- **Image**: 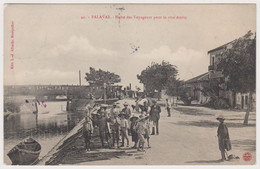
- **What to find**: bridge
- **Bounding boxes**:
[4,84,123,101]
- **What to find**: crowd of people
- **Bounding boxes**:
[82,98,162,152]
[82,98,233,161]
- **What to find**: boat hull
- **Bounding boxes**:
[7,138,41,165]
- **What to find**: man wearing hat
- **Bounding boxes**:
[150,100,161,135]
[122,102,132,119]
[130,114,139,148]
[119,113,129,147]
[217,115,231,161]
[109,103,120,148]
[110,103,120,119]
[97,104,111,148]
[122,102,132,136]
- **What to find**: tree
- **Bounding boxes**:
[167,80,194,105]
[137,61,178,99]
[85,67,121,86]
[218,31,256,125]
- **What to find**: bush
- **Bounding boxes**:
[204,97,230,109]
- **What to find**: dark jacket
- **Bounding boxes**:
[122,107,131,119]
[150,105,161,122]
[217,122,231,151]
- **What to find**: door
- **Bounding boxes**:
[241,96,244,109]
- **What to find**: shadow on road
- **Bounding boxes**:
[171,120,256,128]
[185,159,224,164]
[174,107,213,116]
[60,149,132,164]
[232,139,256,152]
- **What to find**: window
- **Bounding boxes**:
[245,96,248,105]
[210,55,215,66]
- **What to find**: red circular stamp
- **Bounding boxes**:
[243,152,252,161]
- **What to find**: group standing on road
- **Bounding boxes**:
[82,97,164,152]
[82,98,234,162]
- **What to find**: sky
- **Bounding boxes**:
[4,4,256,90]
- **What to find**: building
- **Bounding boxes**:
[185,37,256,110]
[184,72,210,104]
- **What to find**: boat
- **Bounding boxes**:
[7,137,41,165]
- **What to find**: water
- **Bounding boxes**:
[4,101,85,165]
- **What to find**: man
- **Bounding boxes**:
[122,102,131,119]
[122,102,132,135]
[119,113,129,147]
[110,103,120,119]
[150,100,161,135]
[109,103,120,148]
[130,114,139,149]
[83,116,93,151]
[166,99,171,117]
[98,105,111,148]
[217,115,231,161]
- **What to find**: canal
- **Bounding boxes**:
[4,100,85,165]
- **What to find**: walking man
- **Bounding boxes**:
[217,115,231,161]
[166,99,171,117]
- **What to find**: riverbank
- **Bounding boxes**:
[4,101,84,165]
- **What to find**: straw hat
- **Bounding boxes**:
[139,114,149,121]
[216,114,225,120]
[101,104,108,108]
[130,113,140,120]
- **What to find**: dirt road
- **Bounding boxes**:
[60,105,256,165]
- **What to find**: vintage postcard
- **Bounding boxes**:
[3,3,257,166]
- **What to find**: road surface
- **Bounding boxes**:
[60,104,256,165]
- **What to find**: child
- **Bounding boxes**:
[119,113,129,147]
[83,116,93,151]
[135,115,149,151]
[144,117,151,148]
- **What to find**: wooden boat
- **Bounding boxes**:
[7,137,41,165]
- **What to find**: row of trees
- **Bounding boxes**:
[137,31,255,125]
[84,31,255,125]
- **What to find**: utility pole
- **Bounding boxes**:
[79,70,81,86]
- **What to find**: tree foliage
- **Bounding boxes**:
[85,67,121,86]
[218,31,256,93]
[218,31,256,125]
[137,61,178,94]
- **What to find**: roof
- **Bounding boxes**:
[208,40,235,54]
[185,72,209,83]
